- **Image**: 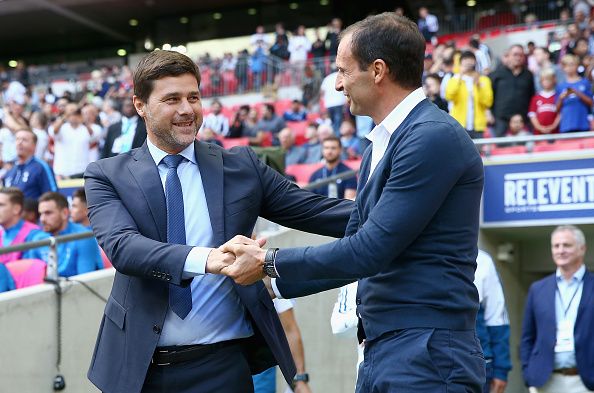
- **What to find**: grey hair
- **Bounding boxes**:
[552,225,586,247]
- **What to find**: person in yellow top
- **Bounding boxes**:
[445,51,494,139]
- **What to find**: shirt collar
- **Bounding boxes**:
[147,137,197,166]
[366,87,426,143]
[556,264,586,283]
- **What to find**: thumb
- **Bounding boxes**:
[256,237,267,247]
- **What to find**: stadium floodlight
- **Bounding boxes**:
[289,2,299,9]
[129,18,139,27]
[248,8,257,15]
[320,0,329,5]
[8,60,17,68]
[117,49,127,57]
[213,12,222,20]
[162,43,172,50]
[180,16,189,24]
[466,0,476,6]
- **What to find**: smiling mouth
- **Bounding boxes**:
[173,121,194,127]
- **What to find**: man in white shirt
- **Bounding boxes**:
[201,100,229,137]
[51,103,97,178]
[320,68,346,135]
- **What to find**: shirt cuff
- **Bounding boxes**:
[271,278,284,299]
[182,247,212,278]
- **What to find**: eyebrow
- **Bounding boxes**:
[160,91,200,100]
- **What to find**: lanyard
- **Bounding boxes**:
[556,282,581,318]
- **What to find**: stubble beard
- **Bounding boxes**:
[145,109,200,152]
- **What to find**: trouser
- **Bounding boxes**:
[531,374,593,393]
[141,341,254,393]
[355,327,485,393]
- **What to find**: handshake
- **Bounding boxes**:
[206,235,275,295]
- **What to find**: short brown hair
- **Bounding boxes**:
[133,50,201,102]
[322,135,342,148]
[340,13,425,89]
[0,187,24,208]
[39,192,69,210]
[72,188,86,204]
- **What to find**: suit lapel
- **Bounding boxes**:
[577,270,593,324]
[194,141,225,245]
[128,143,167,242]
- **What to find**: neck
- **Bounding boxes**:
[18,154,32,164]
[325,160,339,170]
[79,218,90,227]
[147,134,187,155]
[371,87,416,126]
[561,263,583,281]
[3,217,21,229]
[53,220,68,236]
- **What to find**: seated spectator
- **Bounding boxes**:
[557,54,593,133]
[278,128,305,166]
[227,105,250,138]
[255,103,286,144]
[339,120,361,159]
[202,99,230,136]
[0,262,15,292]
[22,198,39,224]
[424,73,448,112]
[4,130,57,200]
[309,136,357,200]
[199,127,223,147]
[30,192,102,277]
[70,188,90,229]
[528,69,560,135]
[303,123,333,164]
[446,51,493,139]
[506,114,531,138]
[0,187,45,264]
[283,99,308,122]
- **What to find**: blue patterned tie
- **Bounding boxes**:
[163,154,192,319]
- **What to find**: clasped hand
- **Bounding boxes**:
[206,235,268,286]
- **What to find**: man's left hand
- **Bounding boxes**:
[219,235,267,285]
[490,378,507,393]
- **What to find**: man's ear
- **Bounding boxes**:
[133,95,146,118]
[372,59,388,85]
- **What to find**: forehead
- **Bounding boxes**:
[552,230,575,243]
[336,34,354,65]
[0,194,10,203]
[39,200,59,211]
[150,74,200,98]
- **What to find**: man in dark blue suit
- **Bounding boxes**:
[221,13,485,393]
[521,225,594,393]
[84,50,352,393]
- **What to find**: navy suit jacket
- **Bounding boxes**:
[520,270,594,389]
[276,99,484,341]
[84,141,353,393]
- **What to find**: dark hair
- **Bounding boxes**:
[340,13,425,89]
[424,73,442,83]
[133,50,201,102]
[72,188,86,204]
[322,135,342,147]
[460,51,477,62]
[23,198,39,218]
[264,103,275,114]
[0,187,24,208]
[39,192,69,210]
[468,38,480,49]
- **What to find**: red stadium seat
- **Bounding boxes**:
[100,248,112,269]
[533,141,583,152]
[344,159,362,171]
[287,121,309,145]
[285,163,324,185]
[580,137,594,148]
[5,259,46,289]
[490,146,527,155]
[274,99,293,115]
[260,132,273,147]
[222,138,250,149]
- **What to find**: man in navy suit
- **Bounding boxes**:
[221,13,485,393]
[521,225,594,393]
[84,50,352,393]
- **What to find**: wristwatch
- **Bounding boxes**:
[263,248,279,278]
[292,373,309,388]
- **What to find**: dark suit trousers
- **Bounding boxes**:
[356,328,485,393]
[141,342,254,393]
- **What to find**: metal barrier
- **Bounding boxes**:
[0,231,95,281]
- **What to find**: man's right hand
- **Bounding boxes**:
[205,249,235,274]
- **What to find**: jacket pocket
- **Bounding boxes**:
[104,296,126,330]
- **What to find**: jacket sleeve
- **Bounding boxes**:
[478,76,494,108]
[274,121,481,281]
[84,161,193,286]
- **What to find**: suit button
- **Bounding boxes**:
[153,325,161,334]
[356,298,361,305]
[166,275,171,281]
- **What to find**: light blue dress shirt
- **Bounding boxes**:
[147,139,253,346]
[554,264,585,369]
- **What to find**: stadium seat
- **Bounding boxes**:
[344,159,362,171]
[490,146,527,155]
[222,137,250,149]
[285,163,324,185]
[5,259,46,289]
[274,99,293,115]
[100,248,112,269]
[260,132,273,147]
[287,121,309,145]
[580,137,594,148]
[533,141,583,152]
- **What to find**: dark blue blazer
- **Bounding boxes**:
[520,270,594,389]
[84,141,353,393]
[275,99,484,341]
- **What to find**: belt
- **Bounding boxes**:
[553,367,579,376]
[152,338,246,366]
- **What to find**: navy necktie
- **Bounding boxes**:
[163,154,192,319]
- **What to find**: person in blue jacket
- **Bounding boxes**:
[27,192,102,277]
[0,263,15,292]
